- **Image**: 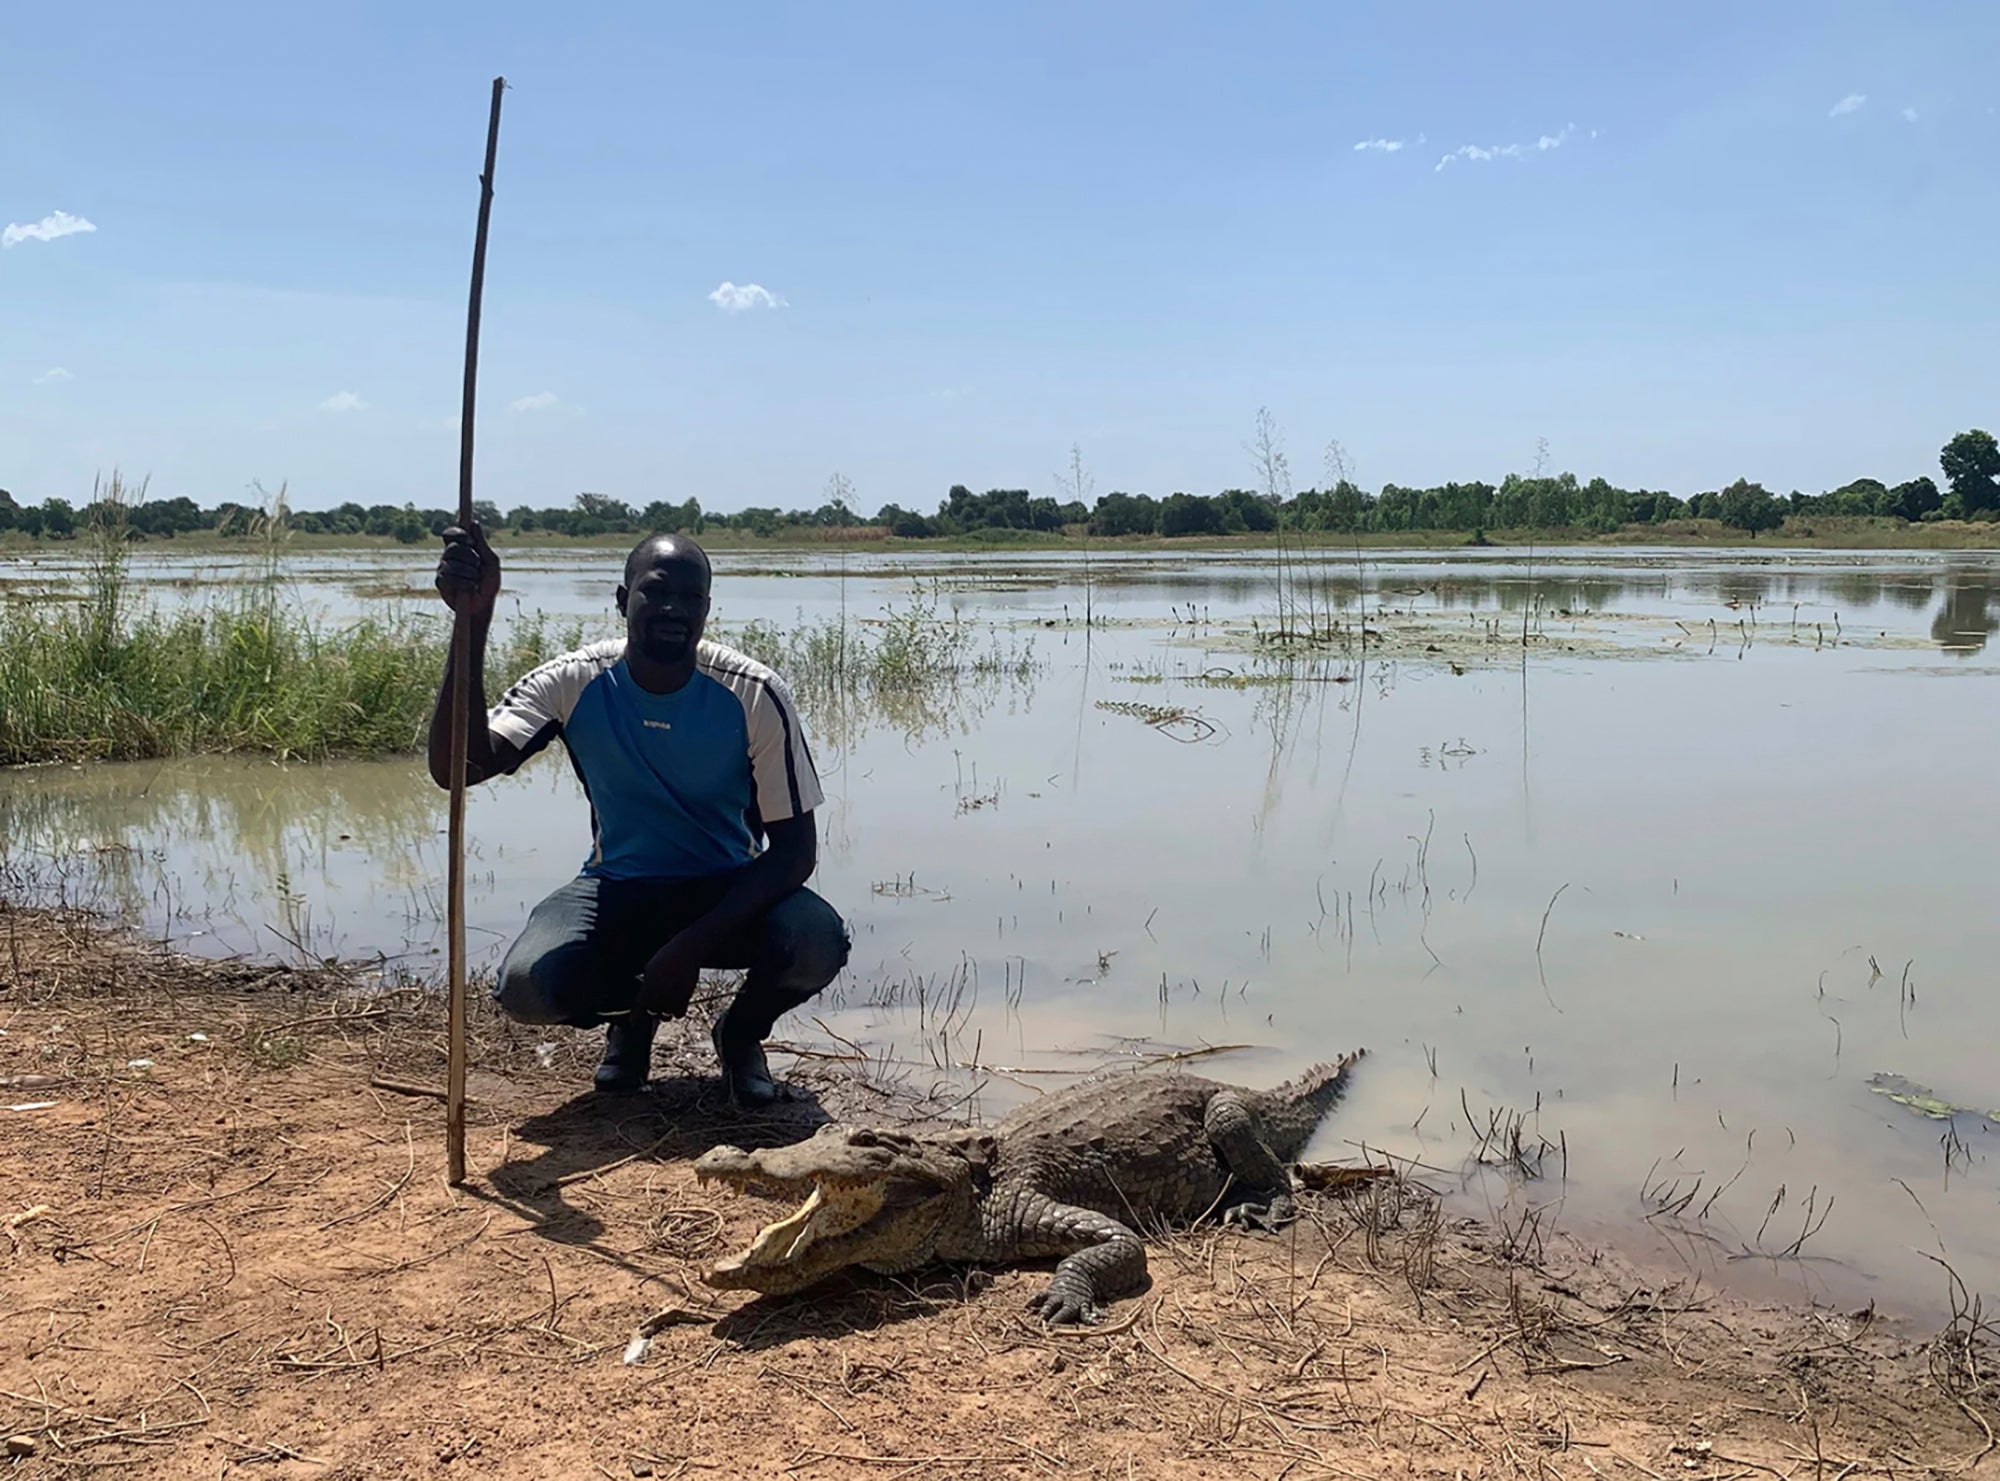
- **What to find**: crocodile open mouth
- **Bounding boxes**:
[695,1167,890,1292]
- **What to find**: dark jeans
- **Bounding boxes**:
[492,872,850,1042]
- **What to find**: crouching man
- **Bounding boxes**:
[427,524,849,1106]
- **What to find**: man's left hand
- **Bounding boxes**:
[637,936,704,1018]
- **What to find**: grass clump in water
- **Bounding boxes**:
[729,584,1037,744]
[0,475,571,766]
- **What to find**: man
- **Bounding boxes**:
[428,524,849,1106]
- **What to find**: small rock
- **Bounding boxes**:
[6,1436,37,1457]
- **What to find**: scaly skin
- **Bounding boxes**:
[695,1050,1363,1324]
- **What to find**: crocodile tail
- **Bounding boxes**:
[1275,1048,1366,1118]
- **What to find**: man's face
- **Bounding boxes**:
[618,554,710,665]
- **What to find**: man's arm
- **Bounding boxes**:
[427,522,523,790]
[636,813,817,1015]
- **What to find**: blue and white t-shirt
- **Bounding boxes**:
[486,638,824,881]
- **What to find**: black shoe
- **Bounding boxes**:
[710,1010,780,1110]
[594,1015,657,1093]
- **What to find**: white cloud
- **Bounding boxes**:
[318,391,368,413]
[1436,123,1581,172]
[1902,106,1919,123]
[32,367,73,385]
[2,210,97,248]
[707,281,787,313]
[1829,93,1867,117]
[931,385,974,402]
[1354,138,1405,153]
[510,391,561,413]
[418,414,462,432]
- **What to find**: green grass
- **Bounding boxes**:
[726,586,1038,745]
[0,481,1022,764]
[0,482,579,766]
[0,595,582,767]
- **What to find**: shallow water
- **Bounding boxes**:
[4,544,1998,1317]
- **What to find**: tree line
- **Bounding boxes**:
[4,429,1996,543]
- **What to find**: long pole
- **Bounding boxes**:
[447,76,506,1186]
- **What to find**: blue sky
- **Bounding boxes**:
[4,1,1996,514]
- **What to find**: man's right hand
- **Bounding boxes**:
[436,522,501,619]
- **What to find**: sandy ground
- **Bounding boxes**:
[2,905,1995,1480]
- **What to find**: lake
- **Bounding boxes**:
[3,542,1997,1317]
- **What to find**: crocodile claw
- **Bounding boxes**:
[1026,1283,1101,1326]
[1221,1196,1296,1232]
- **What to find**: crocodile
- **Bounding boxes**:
[692,1050,1363,1324]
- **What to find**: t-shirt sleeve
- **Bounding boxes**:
[485,661,568,765]
[747,674,824,823]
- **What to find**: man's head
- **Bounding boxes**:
[617,533,712,667]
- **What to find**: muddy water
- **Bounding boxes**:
[3,546,1998,1317]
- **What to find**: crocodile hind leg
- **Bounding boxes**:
[1203,1091,1298,1231]
[986,1193,1149,1326]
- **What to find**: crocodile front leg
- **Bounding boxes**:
[1203,1090,1297,1230]
[946,1190,1147,1325]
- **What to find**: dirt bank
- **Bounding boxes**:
[1,906,1993,1479]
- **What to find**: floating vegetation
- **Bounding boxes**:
[1094,699,1221,744]
[1868,1073,2000,1126]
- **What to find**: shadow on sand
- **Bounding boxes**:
[464,1071,832,1255]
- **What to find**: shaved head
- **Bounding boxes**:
[625,532,712,590]
[618,533,713,674]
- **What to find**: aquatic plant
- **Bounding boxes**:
[0,478,579,765]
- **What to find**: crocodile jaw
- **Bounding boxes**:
[694,1126,984,1296]
[704,1178,893,1293]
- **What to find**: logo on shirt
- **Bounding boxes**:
[643,719,672,731]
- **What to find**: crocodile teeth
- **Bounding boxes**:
[744,1186,825,1264]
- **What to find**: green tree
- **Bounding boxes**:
[39,498,77,538]
[134,496,203,536]
[875,504,936,538]
[1940,429,2000,514]
[575,492,636,528]
[1323,480,1369,531]
[1159,492,1222,537]
[1214,488,1278,532]
[1886,477,1942,522]
[1820,478,1888,516]
[1716,478,1782,536]
[1091,492,1159,537]
[641,498,702,533]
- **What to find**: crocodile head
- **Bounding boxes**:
[694,1123,994,1296]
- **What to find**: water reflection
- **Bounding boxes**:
[0,756,446,957]
[1931,571,1996,654]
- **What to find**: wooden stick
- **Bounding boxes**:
[370,1076,448,1102]
[447,76,506,1186]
